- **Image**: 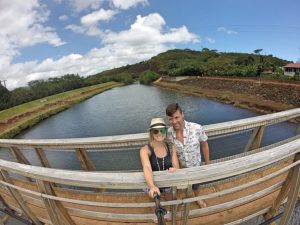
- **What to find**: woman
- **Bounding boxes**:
[140,117,179,198]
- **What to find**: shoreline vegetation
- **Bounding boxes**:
[154,76,300,120]
[0,82,122,139]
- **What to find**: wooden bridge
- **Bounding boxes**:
[0,108,299,225]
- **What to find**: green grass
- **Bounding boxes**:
[0,82,118,121]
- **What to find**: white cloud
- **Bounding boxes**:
[206,37,216,44]
[81,9,117,25]
[2,13,199,90]
[111,0,148,10]
[217,27,238,35]
[66,9,117,37]
[0,1,65,70]
[59,15,69,21]
[68,0,104,12]
[67,0,148,12]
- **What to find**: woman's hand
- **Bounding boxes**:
[148,185,160,198]
[167,167,177,172]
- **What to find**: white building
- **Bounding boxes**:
[283,63,300,76]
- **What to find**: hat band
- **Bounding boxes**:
[150,123,166,129]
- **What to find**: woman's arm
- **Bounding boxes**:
[140,145,160,198]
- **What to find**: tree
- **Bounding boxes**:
[254,49,263,55]
[0,85,10,110]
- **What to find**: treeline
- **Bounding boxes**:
[0,73,134,111]
[88,48,294,86]
[151,48,291,78]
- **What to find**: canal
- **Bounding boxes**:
[11,83,297,171]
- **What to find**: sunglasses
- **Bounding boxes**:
[152,128,167,135]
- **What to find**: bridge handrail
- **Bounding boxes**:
[0,108,299,149]
[0,137,299,189]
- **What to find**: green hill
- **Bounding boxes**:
[87,48,291,82]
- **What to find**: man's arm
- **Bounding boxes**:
[200,141,210,164]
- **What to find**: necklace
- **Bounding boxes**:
[152,143,166,171]
[156,155,165,171]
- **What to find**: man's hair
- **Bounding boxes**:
[166,103,182,116]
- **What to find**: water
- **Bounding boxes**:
[9,83,297,171]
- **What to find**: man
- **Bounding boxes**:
[165,103,210,207]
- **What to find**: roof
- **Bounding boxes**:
[284,63,300,68]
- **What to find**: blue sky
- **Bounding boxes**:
[1,0,299,89]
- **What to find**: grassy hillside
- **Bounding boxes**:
[88,48,291,81]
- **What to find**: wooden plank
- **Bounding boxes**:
[9,147,31,165]
[34,148,51,168]
[171,187,177,225]
[244,126,265,152]
[279,153,300,225]
[249,126,265,150]
[36,180,75,225]
[75,148,95,171]
[264,153,300,220]
[9,147,33,182]
[182,185,192,225]
[0,170,42,225]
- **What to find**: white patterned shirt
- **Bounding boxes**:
[167,121,208,168]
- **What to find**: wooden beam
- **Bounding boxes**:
[264,153,300,220]
[10,147,31,165]
[75,148,95,171]
[34,148,51,168]
[0,170,42,225]
[9,147,33,182]
[171,187,178,225]
[279,153,300,225]
[245,126,265,151]
[36,180,75,225]
[182,185,192,225]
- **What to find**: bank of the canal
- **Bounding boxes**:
[0,82,122,139]
[155,77,300,117]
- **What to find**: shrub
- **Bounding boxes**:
[139,71,160,84]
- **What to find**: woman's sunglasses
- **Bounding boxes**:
[151,128,167,135]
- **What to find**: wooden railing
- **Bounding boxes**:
[0,108,299,225]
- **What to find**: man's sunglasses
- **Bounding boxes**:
[151,128,167,135]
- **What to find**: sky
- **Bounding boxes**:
[0,0,300,90]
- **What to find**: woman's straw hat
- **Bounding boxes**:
[148,118,166,130]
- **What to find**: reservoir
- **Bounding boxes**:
[14,83,298,171]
